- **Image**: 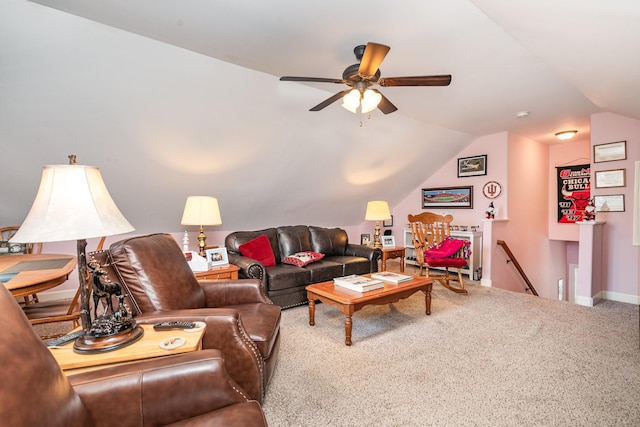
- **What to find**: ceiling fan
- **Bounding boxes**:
[280,42,451,114]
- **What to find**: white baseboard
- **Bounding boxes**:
[602,291,640,305]
[480,278,492,287]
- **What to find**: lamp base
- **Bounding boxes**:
[73,325,144,354]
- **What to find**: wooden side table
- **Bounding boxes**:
[380,246,406,272]
[50,324,205,374]
[194,264,240,280]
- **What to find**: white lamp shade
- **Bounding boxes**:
[365,200,391,221]
[361,89,382,114]
[10,164,134,243]
[181,196,222,226]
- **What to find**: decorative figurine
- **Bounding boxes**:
[182,231,190,252]
[485,202,495,219]
[583,198,596,221]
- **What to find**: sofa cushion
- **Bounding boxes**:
[225,228,281,263]
[304,259,345,283]
[239,235,276,267]
[327,255,372,276]
[277,226,312,258]
[266,264,311,292]
[309,226,348,256]
[282,251,324,267]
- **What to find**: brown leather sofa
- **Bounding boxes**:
[91,233,281,404]
[226,225,382,308]
[0,284,268,427]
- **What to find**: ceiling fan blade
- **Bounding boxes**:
[280,76,344,84]
[378,75,452,87]
[309,90,350,111]
[358,42,390,78]
[373,90,398,114]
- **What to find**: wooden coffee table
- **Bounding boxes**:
[306,275,433,346]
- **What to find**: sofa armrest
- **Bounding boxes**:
[199,279,273,306]
[228,253,267,282]
[134,309,265,402]
[69,350,264,426]
[345,243,382,262]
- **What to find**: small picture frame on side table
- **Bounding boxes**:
[382,235,396,248]
[204,247,229,267]
[361,234,371,246]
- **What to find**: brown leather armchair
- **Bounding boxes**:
[0,285,268,427]
[92,233,281,403]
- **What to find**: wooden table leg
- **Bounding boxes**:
[424,287,432,315]
[308,297,315,326]
[345,314,352,346]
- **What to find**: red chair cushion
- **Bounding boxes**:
[425,238,465,259]
[424,256,468,268]
[239,235,276,267]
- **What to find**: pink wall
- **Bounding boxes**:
[590,112,640,302]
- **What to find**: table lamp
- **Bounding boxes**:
[181,196,222,257]
[10,155,140,353]
[365,201,391,248]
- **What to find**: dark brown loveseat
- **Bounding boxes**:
[225,225,382,308]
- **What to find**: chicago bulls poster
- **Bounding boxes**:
[557,164,591,223]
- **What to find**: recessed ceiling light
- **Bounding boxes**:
[516,111,529,118]
[555,130,578,140]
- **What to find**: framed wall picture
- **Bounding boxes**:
[204,247,229,267]
[593,141,626,163]
[457,155,487,177]
[383,215,394,227]
[360,234,371,246]
[594,194,625,212]
[382,235,396,247]
[595,169,625,188]
[422,186,473,209]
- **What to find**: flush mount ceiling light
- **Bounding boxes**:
[555,130,578,140]
[515,111,529,118]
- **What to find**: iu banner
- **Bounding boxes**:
[557,164,590,223]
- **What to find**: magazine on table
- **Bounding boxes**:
[370,271,412,284]
[333,274,384,292]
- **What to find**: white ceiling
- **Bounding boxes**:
[2,1,639,234]
[27,0,640,144]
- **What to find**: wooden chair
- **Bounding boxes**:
[22,237,106,338]
[407,212,469,294]
[1,226,43,304]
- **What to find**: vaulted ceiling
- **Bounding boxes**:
[1,0,638,233]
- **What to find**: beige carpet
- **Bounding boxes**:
[261,282,640,426]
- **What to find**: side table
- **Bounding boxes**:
[380,246,406,272]
[49,324,205,374]
[194,264,240,280]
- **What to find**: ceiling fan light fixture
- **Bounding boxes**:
[342,89,361,113]
[361,89,382,114]
[555,130,578,140]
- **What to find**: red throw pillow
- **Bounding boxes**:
[425,238,465,259]
[282,251,324,268]
[239,235,276,267]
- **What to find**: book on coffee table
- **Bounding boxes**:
[333,275,384,292]
[370,272,412,284]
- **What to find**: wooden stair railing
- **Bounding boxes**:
[496,240,539,296]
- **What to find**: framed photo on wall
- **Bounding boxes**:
[422,186,473,209]
[383,215,393,227]
[360,234,371,246]
[594,169,625,188]
[457,155,487,177]
[594,194,625,212]
[593,141,626,163]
